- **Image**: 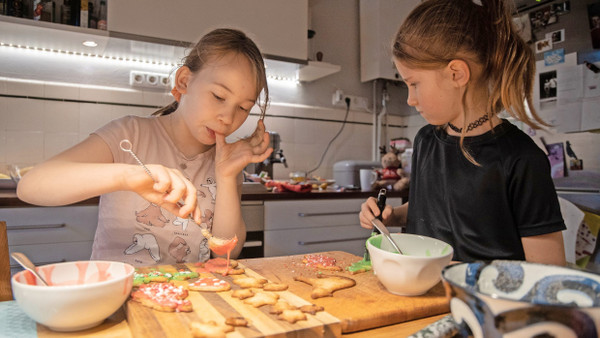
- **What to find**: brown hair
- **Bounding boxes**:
[392,0,547,163]
[154,28,269,118]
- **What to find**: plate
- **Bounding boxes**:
[0,179,17,189]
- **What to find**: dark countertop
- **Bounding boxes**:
[553,171,600,215]
[0,186,408,208]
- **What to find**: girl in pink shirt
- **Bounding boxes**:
[18,28,272,266]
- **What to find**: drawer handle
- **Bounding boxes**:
[298,211,357,217]
[298,237,368,245]
[10,258,67,269]
[243,241,263,248]
[8,223,66,230]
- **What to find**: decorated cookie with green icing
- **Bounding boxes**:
[133,270,172,286]
[170,270,200,281]
[346,259,372,274]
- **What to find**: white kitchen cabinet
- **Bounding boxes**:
[0,206,99,275]
[263,197,403,257]
[359,0,420,82]
[108,0,308,62]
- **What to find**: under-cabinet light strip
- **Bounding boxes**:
[0,42,178,67]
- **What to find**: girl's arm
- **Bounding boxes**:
[17,134,199,219]
[212,120,272,258]
[521,231,566,266]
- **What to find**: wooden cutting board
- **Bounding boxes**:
[125,261,342,338]
[125,251,450,337]
[240,251,450,333]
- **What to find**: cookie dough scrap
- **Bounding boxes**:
[225,316,249,327]
[263,282,289,291]
[243,292,280,308]
[232,276,268,289]
[294,275,357,299]
[299,304,325,315]
[190,320,233,338]
[231,288,255,300]
[269,300,297,314]
[302,254,343,271]
[278,309,307,324]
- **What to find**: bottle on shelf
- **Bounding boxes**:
[70,0,79,26]
[79,0,87,28]
[96,0,106,30]
[87,0,96,28]
[61,0,71,24]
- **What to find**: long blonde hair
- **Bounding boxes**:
[392,0,547,163]
[154,28,269,118]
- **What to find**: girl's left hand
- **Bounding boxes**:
[214,119,273,178]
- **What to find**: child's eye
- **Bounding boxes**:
[239,106,250,112]
[409,83,417,88]
[212,93,225,101]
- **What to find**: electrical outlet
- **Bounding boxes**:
[130,71,171,89]
[332,91,369,111]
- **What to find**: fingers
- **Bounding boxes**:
[148,165,198,219]
[359,197,378,230]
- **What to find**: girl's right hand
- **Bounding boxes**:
[359,197,393,230]
[124,164,201,222]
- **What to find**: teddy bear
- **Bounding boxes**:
[372,146,410,191]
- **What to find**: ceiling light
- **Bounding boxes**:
[82,40,98,47]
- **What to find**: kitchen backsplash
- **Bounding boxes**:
[1,76,597,180]
[0,76,407,180]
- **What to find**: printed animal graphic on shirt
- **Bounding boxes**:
[173,216,190,231]
[168,236,191,263]
[198,237,210,262]
[136,203,169,227]
[124,233,161,262]
[201,209,214,230]
[200,177,217,203]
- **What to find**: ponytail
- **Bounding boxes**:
[481,0,548,130]
[152,101,178,116]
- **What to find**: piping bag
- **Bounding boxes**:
[347,188,386,273]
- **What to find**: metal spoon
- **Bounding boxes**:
[370,218,404,255]
[11,252,49,286]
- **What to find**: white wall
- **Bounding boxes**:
[0,77,405,180]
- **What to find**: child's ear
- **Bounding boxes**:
[174,66,192,94]
[447,60,470,87]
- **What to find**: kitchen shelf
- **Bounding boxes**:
[298,61,341,82]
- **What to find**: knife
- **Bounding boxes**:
[370,218,404,255]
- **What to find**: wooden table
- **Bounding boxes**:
[34,251,450,337]
[36,309,448,337]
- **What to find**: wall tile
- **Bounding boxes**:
[0,130,6,164]
[5,130,44,164]
[43,101,80,133]
[4,97,45,131]
[79,103,116,136]
[0,78,7,95]
[44,82,80,100]
[44,132,79,159]
[142,90,172,107]
[5,79,44,97]
[80,86,143,105]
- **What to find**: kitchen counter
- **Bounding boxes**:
[554,170,600,215]
[0,185,408,207]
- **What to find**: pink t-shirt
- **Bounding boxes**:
[91,115,222,266]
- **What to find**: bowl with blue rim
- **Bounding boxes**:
[442,260,600,337]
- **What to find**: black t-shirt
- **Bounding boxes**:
[406,120,565,262]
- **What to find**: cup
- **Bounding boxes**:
[359,169,377,191]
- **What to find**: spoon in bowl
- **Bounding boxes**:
[370,218,404,255]
[11,252,49,286]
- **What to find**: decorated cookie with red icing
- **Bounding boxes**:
[302,254,343,271]
[130,282,192,312]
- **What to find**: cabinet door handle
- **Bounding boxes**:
[298,211,356,217]
[11,258,67,269]
[243,240,263,248]
[298,237,367,245]
[7,223,66,231]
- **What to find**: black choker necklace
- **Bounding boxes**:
[447,114,490,133]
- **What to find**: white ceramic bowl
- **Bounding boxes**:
[11,260,134,332]
[366,233,453,296]
[442,260,600,337]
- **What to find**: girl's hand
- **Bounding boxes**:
[359,197,393,230]
[124,164,201,221]
[214,119,273,178]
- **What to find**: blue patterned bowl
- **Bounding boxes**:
[442,261,600,337]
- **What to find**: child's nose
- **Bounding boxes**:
[406,94,417,107]
[217,106,235,125]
